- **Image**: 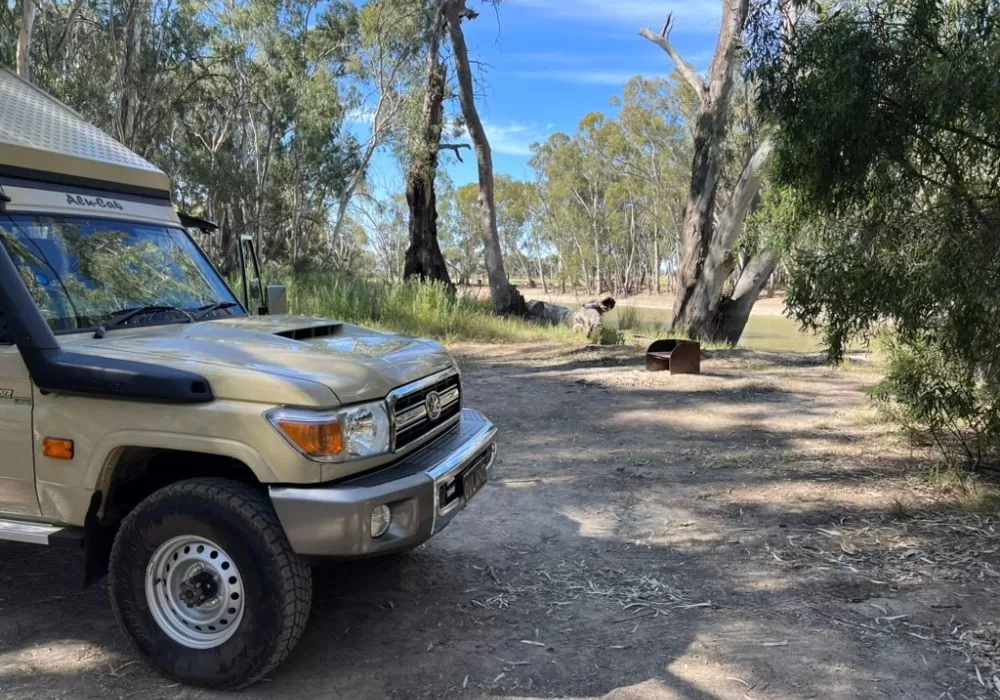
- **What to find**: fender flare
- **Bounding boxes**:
[89,430,278,497]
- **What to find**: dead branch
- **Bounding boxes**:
[457,3,478,21]
[439,143,471,162]
[639,13,707,100]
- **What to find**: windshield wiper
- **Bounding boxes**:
[93,305,193,338]
[192,301,241,321]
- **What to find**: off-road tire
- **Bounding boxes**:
[109,478,312,689]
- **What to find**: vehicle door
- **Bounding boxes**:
[0,331,39,516]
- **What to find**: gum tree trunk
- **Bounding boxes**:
[16,0,37,80]
[683,139,773,337]
[444,0,526,315]
[404,0,454,291]
[714,249,779,343]
[641,1,786,343]
[642,0,750,330]
[117,0,145,148]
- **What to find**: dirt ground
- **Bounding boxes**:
[1,343,998,699]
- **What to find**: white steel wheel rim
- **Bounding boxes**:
[144,535,246,649]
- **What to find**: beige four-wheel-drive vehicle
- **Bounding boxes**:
[0,68,497,688]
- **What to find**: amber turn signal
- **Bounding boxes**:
[273,418,344,458]
[43,437,74,460]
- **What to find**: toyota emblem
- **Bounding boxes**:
[424,391,443,420]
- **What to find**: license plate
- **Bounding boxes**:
[462,461,488,501]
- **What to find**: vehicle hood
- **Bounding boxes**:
[60,315,455,406]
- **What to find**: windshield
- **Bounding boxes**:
[0,214,242,333]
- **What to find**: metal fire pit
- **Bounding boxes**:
[646,339,701,374]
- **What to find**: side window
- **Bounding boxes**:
[1,223,77,332]
[1,238,62,330]
[0,309,9,345]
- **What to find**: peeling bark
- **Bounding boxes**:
[117,0,145,148]
[53,0,88,68]
[642,0,750,329]
[444,0,526,315]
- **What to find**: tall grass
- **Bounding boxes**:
[616,305,640,331]
[281,272,579,343]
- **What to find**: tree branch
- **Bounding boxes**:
[53,0,87,63]
[439,143,471,162]
[716,138,774,251]
[639,14,707,99]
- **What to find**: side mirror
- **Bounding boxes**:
[266,285,288,315]
[237,235,267,315]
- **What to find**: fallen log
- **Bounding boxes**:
[526,297,616,339]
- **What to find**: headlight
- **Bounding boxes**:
[267,402,391,462]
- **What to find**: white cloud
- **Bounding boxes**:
[485,121,545,156]
[508,0,721,30]
[454,120,545,157]
[516,69,647,86]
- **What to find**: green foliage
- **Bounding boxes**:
[283,272,580,344]
[596,326,626,346]
[443,182,486,286]
[616,305,639,331]
[0,0,403,272]
[529,76,692,295]
[758,0,1000,469]
[873,338,1000,472]
[442,175,542,287]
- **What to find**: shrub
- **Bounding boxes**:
[872,337,1000,472]
[597,326,626,346]
[756,0,1000,473]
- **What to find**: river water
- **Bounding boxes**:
[606,306,823,353]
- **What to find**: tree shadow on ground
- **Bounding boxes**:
[0,346,988,699]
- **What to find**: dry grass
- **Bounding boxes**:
[468,556,711,623]
[769,511,1000,696]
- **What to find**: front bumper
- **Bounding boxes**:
[269,409,497,558]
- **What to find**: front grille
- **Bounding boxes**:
[391,372,461,450]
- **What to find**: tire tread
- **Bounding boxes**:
[109,477,311,689]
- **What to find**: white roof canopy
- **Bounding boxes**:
[0,69,171,197]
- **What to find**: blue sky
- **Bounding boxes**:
[440,0,721,185]
[352,1,722,193]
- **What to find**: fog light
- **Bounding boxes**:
[370,504,392,538]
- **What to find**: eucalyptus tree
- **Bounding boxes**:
[614,77,691,293]
[443,0,525,314]
[333,0,426,248]
[4,0,363,271]
[529,77,692,297]
[640,1,798,342]
[15,0,35,78]
[756,0,1000,467]
[445,183,485,287]
[403,0,454,290]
